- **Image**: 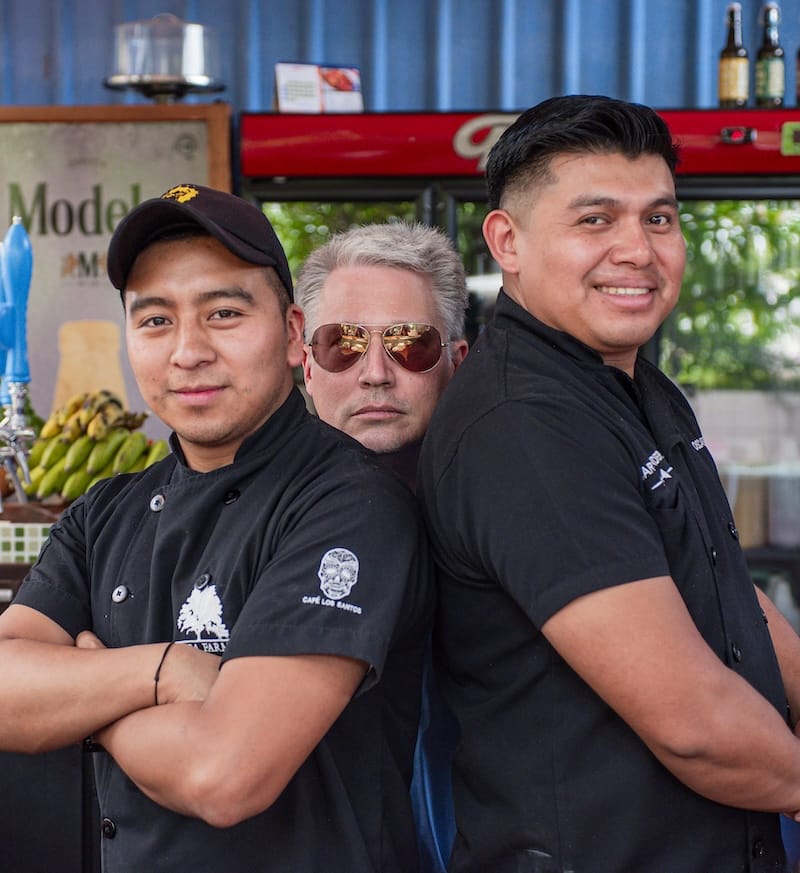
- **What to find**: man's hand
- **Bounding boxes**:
[76,630,221,705]
[152,642,221,705]
[75,630,105,650]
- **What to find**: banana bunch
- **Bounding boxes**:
[23,389,170,503]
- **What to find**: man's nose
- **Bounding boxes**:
[358,332,395,386]
[170,322,215,367]
[609,219,654,266]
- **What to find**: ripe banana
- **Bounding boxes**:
[118,410,148,430]
[38,413,63,440]
[62,391,91,419]
[87,404,126,441]
[112,431,148,474]
[86,428,129,476]
[59,410,85,443]
[77,390,122,430]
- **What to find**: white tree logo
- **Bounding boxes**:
[177,585,230,641]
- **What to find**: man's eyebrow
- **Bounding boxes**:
[196,287,256,306]
[567,195,680,211]
[127,287,256,317]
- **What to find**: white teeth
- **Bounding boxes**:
[597,286,650,296]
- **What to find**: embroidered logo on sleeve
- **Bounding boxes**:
[640,448,674,491]
[301,547,363,615]
[176,575,230,653]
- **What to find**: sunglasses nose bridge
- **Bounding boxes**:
[357,328,396,380]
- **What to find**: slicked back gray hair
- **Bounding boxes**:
[295,222,468,341]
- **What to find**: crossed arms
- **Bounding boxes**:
[541,574,800,818]
[7,565,800,824]
[0,603,366,826]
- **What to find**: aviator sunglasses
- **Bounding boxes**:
[310,322,447,373]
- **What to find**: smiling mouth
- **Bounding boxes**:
[596,285,652,297]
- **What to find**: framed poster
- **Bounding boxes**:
[0,102,231,429]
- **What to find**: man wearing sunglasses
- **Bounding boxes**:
[0,186,433,873]
[296,222,469,490]
[295,222,469,873]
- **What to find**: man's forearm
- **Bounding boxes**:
[0,638,160,753]
[756,585,800,726]
[98,703,207,817]
[96,653,365,828]
[648,666,800,817]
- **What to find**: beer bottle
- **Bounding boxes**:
[756,2,784,107]
[719,2,749,107]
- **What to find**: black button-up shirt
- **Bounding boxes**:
[17,388,432,873]
[418,291,787,873]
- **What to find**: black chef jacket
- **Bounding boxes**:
[16,387,432,873]
[417,290,788,873]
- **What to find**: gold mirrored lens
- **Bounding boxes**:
[311,323,443,373]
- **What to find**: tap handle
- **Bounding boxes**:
[1,217,32,384]
[0,246,9,407]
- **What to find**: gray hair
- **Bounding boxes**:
[295,222,468,341]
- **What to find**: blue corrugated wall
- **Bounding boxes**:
[1,0,798,112]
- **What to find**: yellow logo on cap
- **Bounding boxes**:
[161,185,199,204]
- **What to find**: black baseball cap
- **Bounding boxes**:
[107,183,293,299]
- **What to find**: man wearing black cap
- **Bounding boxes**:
[0,184,432,873]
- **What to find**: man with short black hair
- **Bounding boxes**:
[418,95,800,872]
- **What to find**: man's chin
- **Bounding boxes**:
[350,425,416,455]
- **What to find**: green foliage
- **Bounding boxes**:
[661,200,800,389]
[25,394,44,436]
[263,196,800,391]
[263,201,417,280]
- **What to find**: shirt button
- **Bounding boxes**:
[101,817,117,839]
[728,522,739,540]
[731,642,742,662]
[111,585,129,603]
[195,573,211,589]
[223,489,240,505]
[150,494,165,512]
[752,837,765,857]
[710,546,718,564]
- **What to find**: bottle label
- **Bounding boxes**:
[719,57,749,102]
[756,57,785,100]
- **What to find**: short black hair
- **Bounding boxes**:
[485,94,680,211]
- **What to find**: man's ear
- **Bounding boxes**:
[449,339,469,371]
[301,342,314,395]
[285,304,306,369]
[482,209,521,276]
